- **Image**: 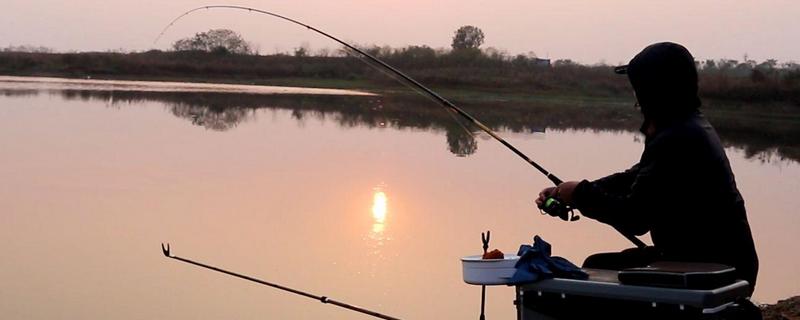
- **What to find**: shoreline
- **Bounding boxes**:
[1,50,797,108]
[0,75,376,96]
[1,73,796,111]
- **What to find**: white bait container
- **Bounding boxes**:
[461,254,520,285]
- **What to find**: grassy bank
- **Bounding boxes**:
[1,50,799,108]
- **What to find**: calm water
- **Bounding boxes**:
[1,77,798,319]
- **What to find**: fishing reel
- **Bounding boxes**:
[539,197,580,222]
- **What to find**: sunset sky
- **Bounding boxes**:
[2,0,798,64]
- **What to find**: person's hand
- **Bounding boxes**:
[535,181,581,207]
[535,186,556,208]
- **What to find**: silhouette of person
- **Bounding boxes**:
[535,42,759,291]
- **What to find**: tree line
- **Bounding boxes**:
[1,26,798,105]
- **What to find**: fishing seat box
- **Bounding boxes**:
[515,263,751,320]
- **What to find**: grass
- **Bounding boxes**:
[1,49,798,110]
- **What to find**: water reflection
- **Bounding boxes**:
[368,187,389,249]
[371,222,386,234]
[169,103,256,131]
[0,83,797,320]
[2,87,791,163]
[372,190,388,225]
[446,124,478,157]
[366,187,392,278]
[1,88,38,97]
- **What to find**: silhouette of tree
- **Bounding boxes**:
[1,45,53,53]
[446,126,478,157]
[703,59,717,71]
[172,29,253,55]
[395,45,437,66]
[451,26,485,51]
[169,103,254,131]
[294,46,308,57]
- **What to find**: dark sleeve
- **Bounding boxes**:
[591,164,640,194]
[571,141,674,236]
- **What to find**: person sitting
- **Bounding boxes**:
[535,42,759,293]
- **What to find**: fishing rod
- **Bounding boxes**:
[156,6,646,249]
[155,6,560,181]
[160,243,401,320]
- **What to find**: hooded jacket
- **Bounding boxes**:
[572,43,759,289]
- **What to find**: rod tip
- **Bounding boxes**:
[161,243,170,257]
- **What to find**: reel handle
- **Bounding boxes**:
[538,197,580,222]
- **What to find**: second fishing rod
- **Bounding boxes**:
[158,5,645,248]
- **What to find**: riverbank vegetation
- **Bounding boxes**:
[1,45,798,108]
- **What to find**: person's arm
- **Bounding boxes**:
[536,165,639,208]
[569,130,683,236]
[571,171,655,236]
[591,164,640,194]
[537,169,653,236]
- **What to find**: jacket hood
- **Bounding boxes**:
[625,42,701,121]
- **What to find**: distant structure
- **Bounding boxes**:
[533,58,551,67]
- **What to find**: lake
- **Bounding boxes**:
[1,76,798,319]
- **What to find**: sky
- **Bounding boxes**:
[1,0,799,64]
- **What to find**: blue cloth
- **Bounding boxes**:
[509,236,588,284]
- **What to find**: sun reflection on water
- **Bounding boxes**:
[372,191,388,224]
[372,222,385,234]
[365,187,392,275]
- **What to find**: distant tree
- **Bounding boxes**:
[2,45,54,53]
[750,69,767,83]
[294,46,309,58]
[294,46,308,57]
[512,52,540,68]
[717,59,738,72]
[395,45,437,66]
[703,59,717,70]
[512,54,529,67]
[553,59,577,67]
[293,42,310,57]
[482,47,507,60]
[451,25,485,51]
[398,45,436,61]
[172,29,253,55]
[781,62,800,70]
[757,59,778,71]
[783,68,800,86]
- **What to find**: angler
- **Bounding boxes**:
[536,42,759,291]
[531,42,760,318]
